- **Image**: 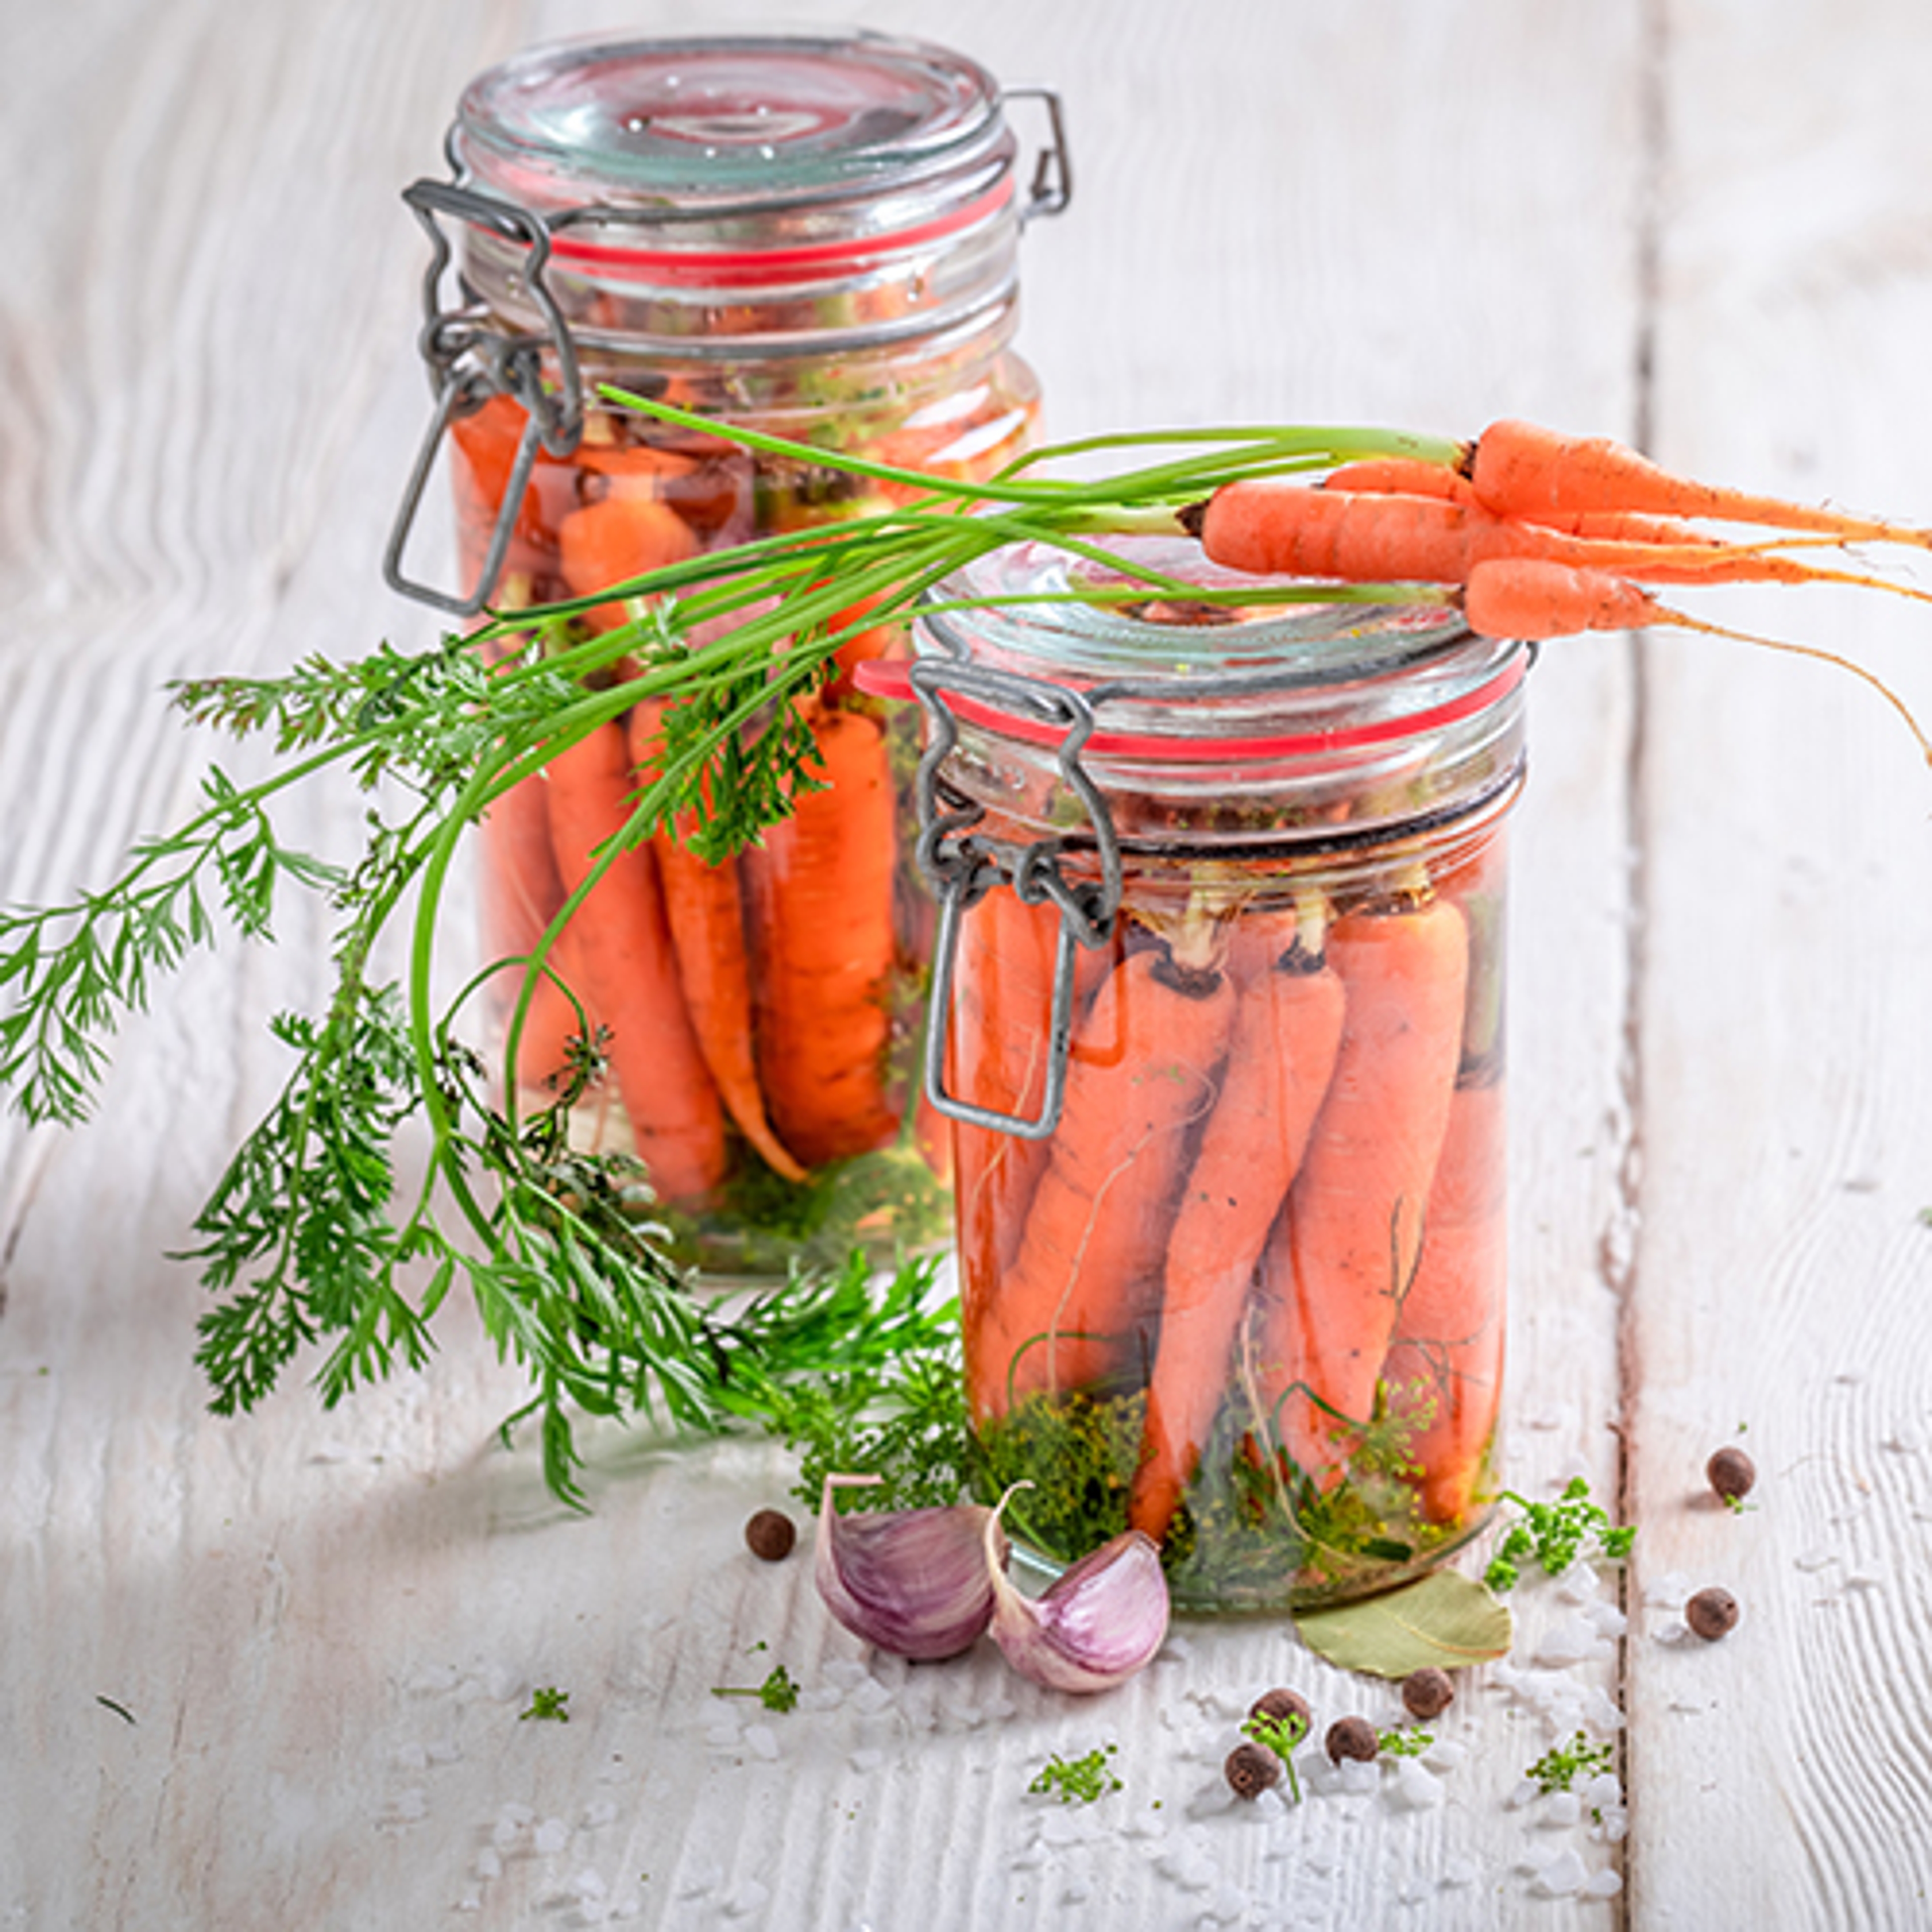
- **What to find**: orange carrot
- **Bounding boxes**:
[1321,457,1473,504]
[968,946,1235,1420]
[741,702,902,1169]
[1195,479,1912,594]
[1378,1076,1508,1524]
[952,888,1110,1288]
[543,720,729,1205]
[625,702,807,1184]
[1253,897,1469,1482]
[1463,559,1932,766]
[1324,457,1779,547]
[1461,558,1667,639]
[1464,417,1932,548]
[556,492,699,633]
[1129,942,1345,1543]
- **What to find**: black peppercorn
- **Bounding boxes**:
[1685,1585,1740,1641]
[1401,1667,1455,1721]
[1325,1715,1379,1764]
[1248,1686,1312,1732]
[744,1508,796,1562]
[1706,1446,1757,1504]
[1224,1741,1283,1800]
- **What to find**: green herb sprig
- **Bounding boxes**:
[1377,1725,1434,1758]
[1525,1730,1616,1795]
[0,405,1456,1501]
[1239,1709,1310,1803]
[711,1665,799,1715]
[1027,1745,1122,1805]
[518,1685,571,1723]
[1484,1478,1635,1592]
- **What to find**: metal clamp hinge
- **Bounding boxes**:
[1001,86,1072,223]
[382,178,586,616]
[911,657,1118,1140]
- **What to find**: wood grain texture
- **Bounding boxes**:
[13,0,1927,1926]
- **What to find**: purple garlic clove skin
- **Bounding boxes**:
[984,1484,1171,1694]
[814,1474,999,1662]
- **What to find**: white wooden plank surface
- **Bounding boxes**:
[6,1,1930,1926]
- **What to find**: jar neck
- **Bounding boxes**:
[460,199,1023,367]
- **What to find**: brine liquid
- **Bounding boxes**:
[954,828,1508,1613]
[465,363,1037,1274]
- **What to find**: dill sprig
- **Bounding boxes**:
[0,407,1456,1500]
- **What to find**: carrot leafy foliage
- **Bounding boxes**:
[0,409,1451,1501]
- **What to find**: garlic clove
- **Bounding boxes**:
[983,1484,1171,1694]
[814,1474,1000,1661]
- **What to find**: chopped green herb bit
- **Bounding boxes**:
[1484,1479,1634,1591]
[1378,1726,1434,1757]
[711,1664,799,1714]
[518,1686,571,1723]
[1527,1730,1616,1794]
[1028,1744,1121,1805]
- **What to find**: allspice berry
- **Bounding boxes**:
[1248,1686,1312,1733]
[744,1507,796,1562]
[1707,1445,1757,1504]
[1224,1741,1283,1800]
[1685,1585,1740,1641]
[1325,1715,1380,1764]
[1401,1666,1456,1721]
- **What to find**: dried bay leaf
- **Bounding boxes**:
[1293,1570,1512,1678]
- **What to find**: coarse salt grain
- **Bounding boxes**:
[1505,1778,1541,1811]
[676,1861,722,1899]
[1061,1878,1094,1904]
[850,1748,885,1774]
[1186,1780,1236,1821]
[705,1722,743,1748]
[572,1870,607,1900]
[1040,1809,1098,1847]
[1335,1756,1380,1797]
[722,1879,771,1918]
[1584,1600,1629,1639]
[454,1890,482,1913]
[533,1818,570,1857]
[1534,1849,1588,1898]
[1542,1790,1582,1829]
[1581,1688,1626,1733]
[1534,1620,1601,1668]
[1643,1572,1694,1608]
[848,1679,897,1716]
[581,1801,618,1830]
[474,1848,503,1881]
[1423,1738,1468,1773]
[1388,1759,1442,1812]
[743,1723,780,1761]
[1440,1856,1479,1889]
[1155,1847,1217,1892]
[1205,1882,1250,1922]
[1583,1866,1624,1898]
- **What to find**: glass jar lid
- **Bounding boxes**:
[452,30,1021,260]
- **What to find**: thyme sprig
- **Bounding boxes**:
[0,409,1455,1498]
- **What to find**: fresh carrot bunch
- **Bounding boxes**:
[1190,418,1932,764]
